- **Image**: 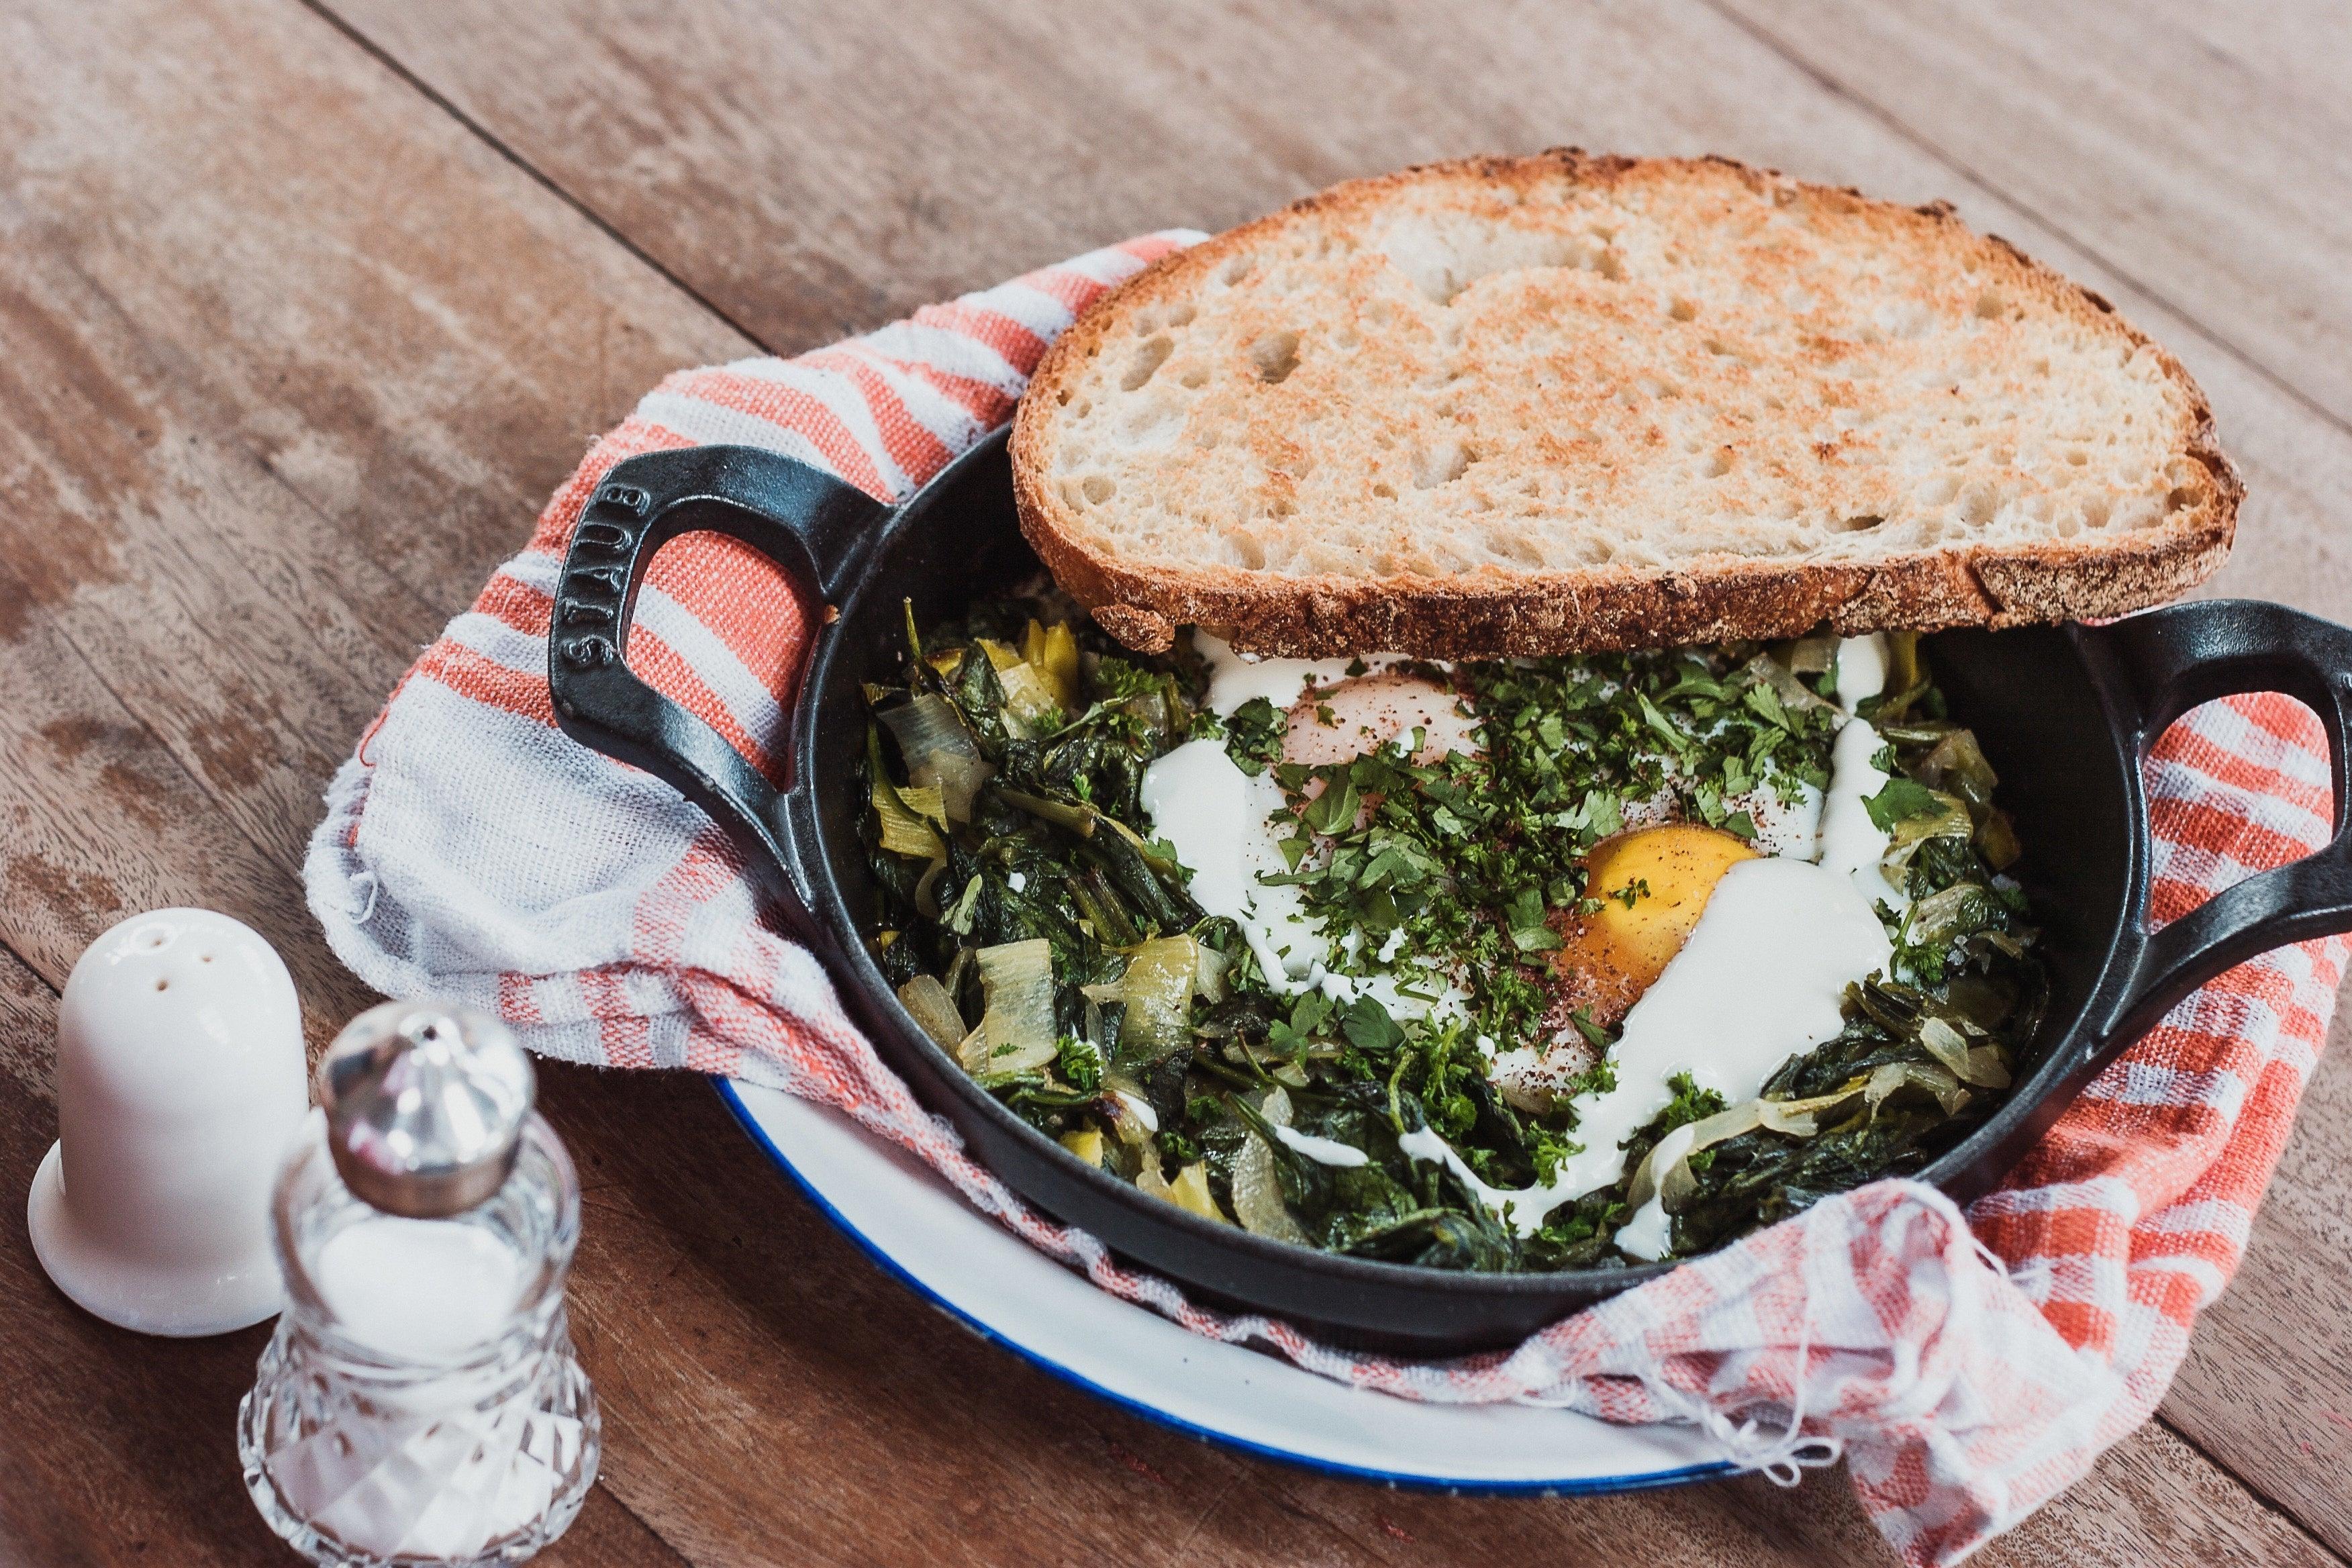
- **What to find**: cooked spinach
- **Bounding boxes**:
[863,592,2044,1271]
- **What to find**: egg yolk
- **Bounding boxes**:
[1551,823,1761,1026]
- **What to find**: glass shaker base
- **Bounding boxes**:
[237,1321,599,1568]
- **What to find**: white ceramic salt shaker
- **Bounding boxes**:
[28,908,307,1336]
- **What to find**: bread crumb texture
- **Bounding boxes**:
[1013,154,2233,654]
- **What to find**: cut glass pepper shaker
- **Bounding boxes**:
[238,1001,600,1567]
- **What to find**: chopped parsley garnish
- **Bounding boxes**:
[1864,775,1943,831]
[1653,1071,1727,1138]
[1263,647,1841,1055]
[865,596,2043,1273]
[1222,696,1287,776]
[1055,1034,1104,1093]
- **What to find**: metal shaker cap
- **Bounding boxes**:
[317,1000,536,1218]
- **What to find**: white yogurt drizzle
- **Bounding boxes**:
[1397,632,1906,1239]
[1395,1126,1518,1209]
[1192,630,1404,718]
[1138,740,1326,992]
[1274,1125,1371,1168]
[1405,856,1894,1236]
[1614,1123,1700,1261]
[1146,631,1473,1014]
[1819,717,1908,914]
[1831,632,1889,707]
[1166,626,1916,1254]
[1818,634,1902,898]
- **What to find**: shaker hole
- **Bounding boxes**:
[154,978,168,991]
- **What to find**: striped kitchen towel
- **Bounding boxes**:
[305,233,2347,1565]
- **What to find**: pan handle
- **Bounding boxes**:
[2078,599,2352,1047]
[546,445,888,937]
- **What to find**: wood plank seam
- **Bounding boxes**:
[0,690,665,1565]
[45,620,314,908]
[19,0,2316,1556]
[291,0,773,354]
[0,936,61,1002]
[576,1480,695,1568]
[2151,1409,2352,1566]
[1696,0,2352,449]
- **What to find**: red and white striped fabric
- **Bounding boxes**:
[305,234,2347,1565]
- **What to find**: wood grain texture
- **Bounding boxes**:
[1705,0,2352,431]
[305,0,2352,1547]
[0,0,2346,1562]
[2161,1006,2352,1555]
[321,0,2352,624]
[0,954,686,1568]
[540,1061,2341,1568]
[0,0,746,912]
[0,0,736,1553]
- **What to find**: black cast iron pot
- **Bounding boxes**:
[548,433,2352,1355]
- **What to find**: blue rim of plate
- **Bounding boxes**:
[711,1076,1732,1495]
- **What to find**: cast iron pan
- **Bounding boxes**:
[548,433,2352,1354]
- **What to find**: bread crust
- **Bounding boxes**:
[1012,150,2239,658]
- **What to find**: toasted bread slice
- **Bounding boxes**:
[1011,151,2237,656]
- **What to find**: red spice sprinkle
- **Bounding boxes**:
[1105,1438,1172,1487]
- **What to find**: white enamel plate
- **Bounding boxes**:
[716,1081,1726,1492]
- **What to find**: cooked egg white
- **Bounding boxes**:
[1427,855,1894,1237]
[1284,670,1481,766]
[1404,632,1910,1241]
[1150,633,1478,1013]
[1157,628,1915,1252]
[1735,780,1824,859]
[1193,630,1404,719]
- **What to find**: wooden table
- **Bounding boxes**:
[5,1,2349,1561]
